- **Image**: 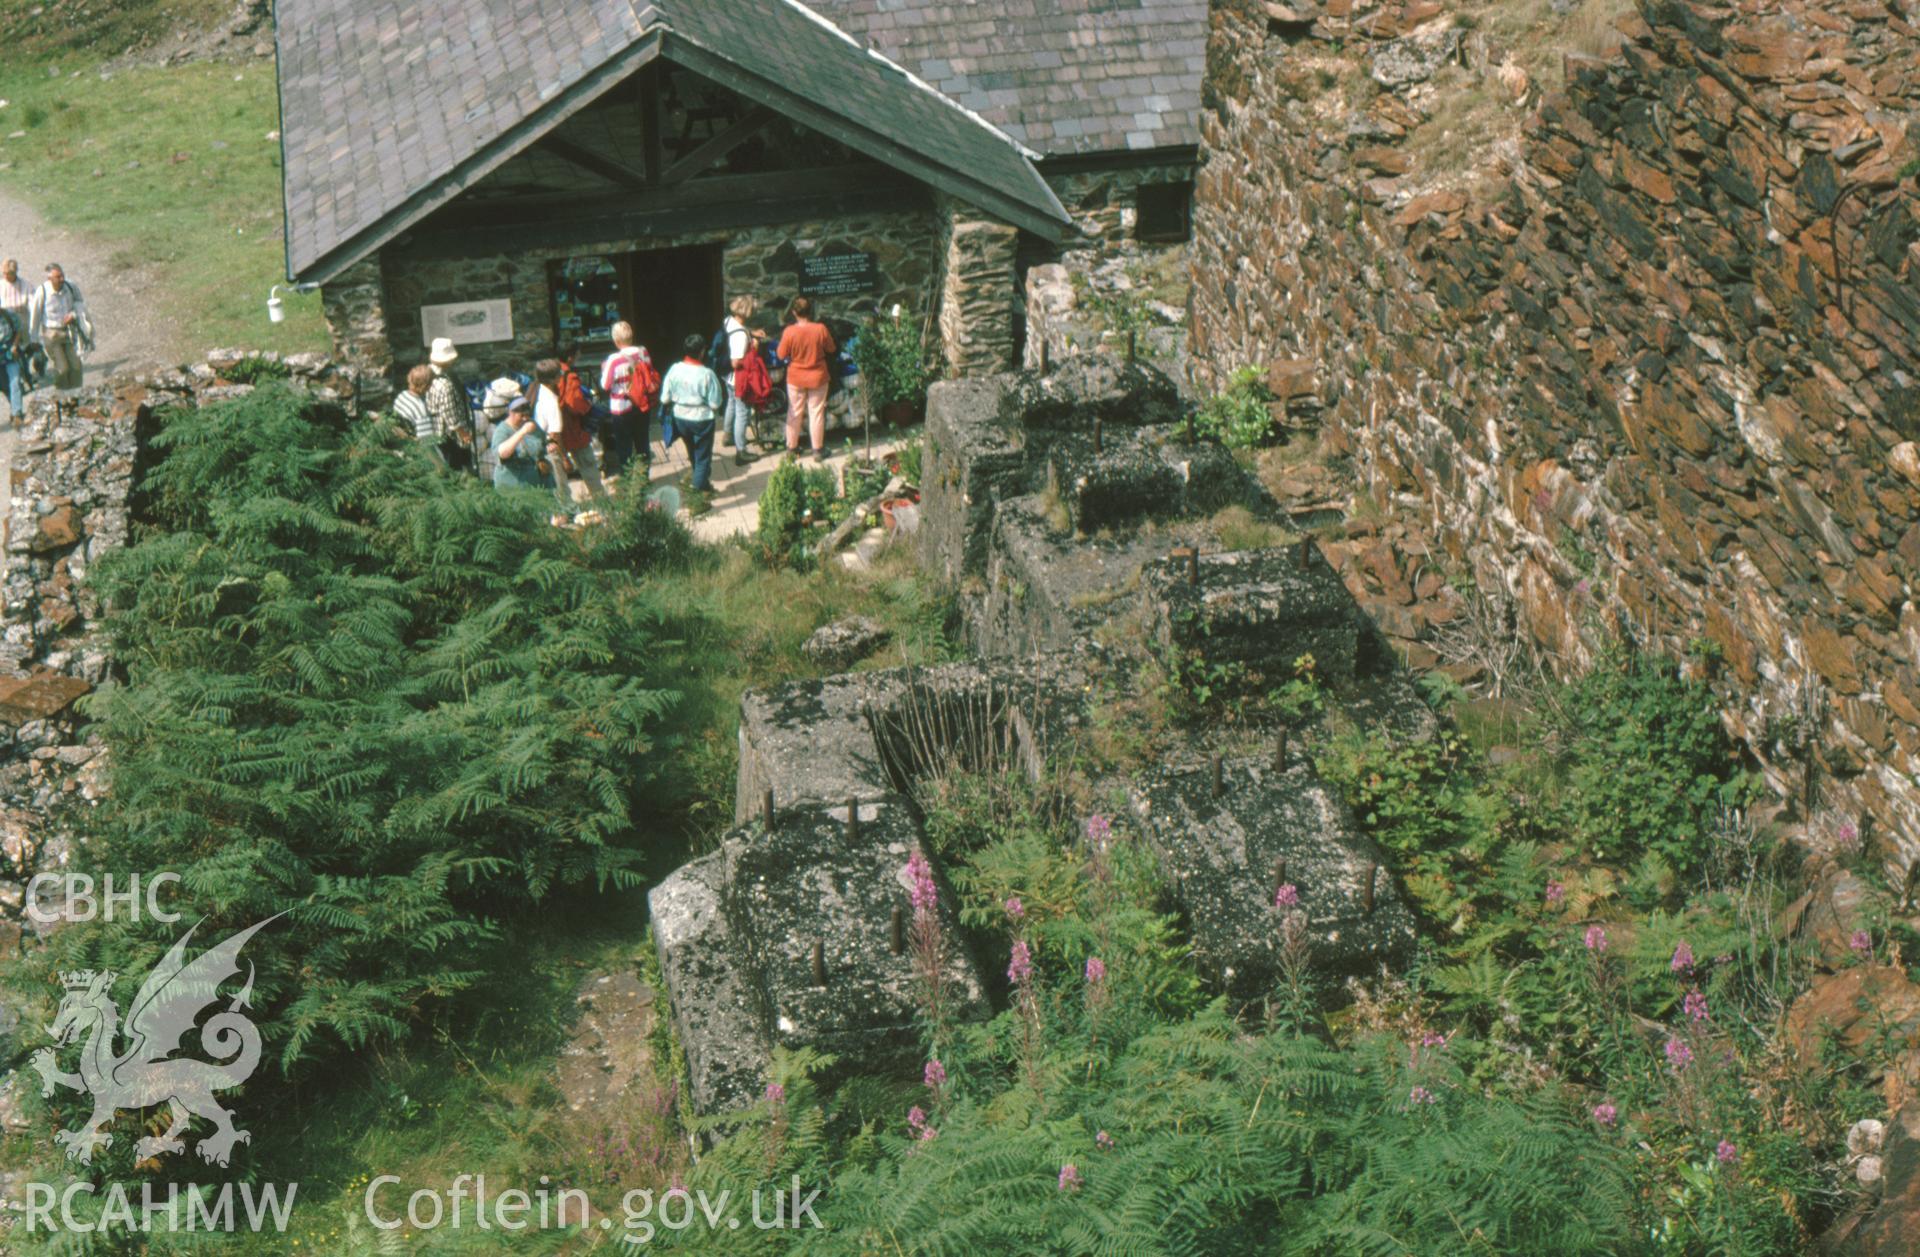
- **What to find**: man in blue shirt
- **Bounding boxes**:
[660,333,724,494]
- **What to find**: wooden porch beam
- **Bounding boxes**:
[661,105,776,185]
[537,135,648,190]
[638,64,664,184]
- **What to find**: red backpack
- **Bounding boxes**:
[734,349,772,406]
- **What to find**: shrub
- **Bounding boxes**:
[853,315,931,409]
[27,387,686,1092]
[757,457,848,565]
[1559,649,1749,878]
[1195,366,1277,449]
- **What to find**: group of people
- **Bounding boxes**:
[391,294,843,526]
[0,259,96,420]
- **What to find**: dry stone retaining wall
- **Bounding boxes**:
[1192,0,1920,870]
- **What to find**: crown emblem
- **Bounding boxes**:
[59,970,108,991]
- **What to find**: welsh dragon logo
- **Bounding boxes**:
[29,917,280,1168]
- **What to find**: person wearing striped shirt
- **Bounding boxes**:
[393,364,435,446]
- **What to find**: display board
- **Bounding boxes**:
[550,256,624,347]
[420,299,514,346]
[798,249,878,299]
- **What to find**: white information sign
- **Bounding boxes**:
[420,299,514,346]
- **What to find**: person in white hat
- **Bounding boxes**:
[424,337,475,474]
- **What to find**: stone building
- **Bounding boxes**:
[275,0,1074,391]
[275,0,1210,398]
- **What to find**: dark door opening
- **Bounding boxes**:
[630,243,725,366]
[547,244,724,367]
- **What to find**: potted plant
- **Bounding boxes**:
[854,312,931,427]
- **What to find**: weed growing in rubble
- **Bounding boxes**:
[1194,365,1278,450]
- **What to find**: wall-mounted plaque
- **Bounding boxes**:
[421,299,514,346]
[799,249,878,298]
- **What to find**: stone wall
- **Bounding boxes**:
[375,208,941,388]
[1025,160,1198,385]
[1043,159,1198,246]
[1191,0,1920,871]
[935,195,1023,377]
[320,256,395,402]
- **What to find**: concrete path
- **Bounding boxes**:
[613,422,920,544]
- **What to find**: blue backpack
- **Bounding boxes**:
[706,325,732,376]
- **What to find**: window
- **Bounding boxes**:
[1134,181,1195,243]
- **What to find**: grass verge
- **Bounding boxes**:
[0,56,329,357]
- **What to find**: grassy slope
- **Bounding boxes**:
[0,23,329,357]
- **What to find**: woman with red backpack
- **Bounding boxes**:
[718,295,768,468]
[533,356,610,526]
[600,321,658,479]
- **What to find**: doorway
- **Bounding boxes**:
[547,243,724,365]
[629,243,724,365]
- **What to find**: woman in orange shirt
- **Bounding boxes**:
[777,297,838,460]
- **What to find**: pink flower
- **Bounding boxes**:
[1058,1163,1082,1192]
[1421,1032,1447,1048]
[907,1105,927,1130]
[1584,925,1608,953]
[1715,1139,1737,1164]
[1545,882,1566,905]
[1095,1130,1114,1150]
[924,1059,947,1088]
[1005,896,1025,921]
[1850,930,1872,954]
[1835,819,1860,849]
[1409,1086,1437,1105]
[1671,941,1694,972]
[1664,1037,1693,1072]
[765,1082,785,1105]
[1274,883,1300,909]
[1085,957,1106,984]
[906,851,937,914]
[1086,814,1111,847]
[1008,939,1034,984]
[1592,1103,1617,1126]
[1683,989,1709,1022]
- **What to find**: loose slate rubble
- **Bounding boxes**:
[1131,758,1417,992]
[651,798,987,1115]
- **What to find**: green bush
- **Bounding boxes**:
[27,387,687,1094]
[757,457,847,566]
[1195,366,1277,449]
[1559,649,1749,877]
[854,315,931,409]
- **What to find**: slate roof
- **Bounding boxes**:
[800,0,1207,158]
[276,0,1071,285]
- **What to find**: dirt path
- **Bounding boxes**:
[0,187,184,562]
[0,186,184,400]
